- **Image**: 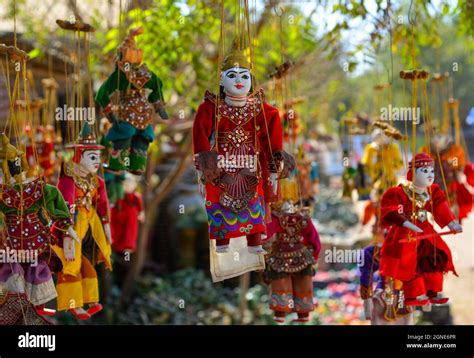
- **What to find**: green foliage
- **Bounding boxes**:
[104,268,275,325]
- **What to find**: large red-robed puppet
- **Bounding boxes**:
[379,153,462,306]
[193,43,293,256]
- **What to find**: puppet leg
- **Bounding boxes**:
[247,233,266,254]
[24,260,57,307]
[292,273,315,322]
[81,256,99,305]
[403,275,430,306]
[215,237,230,253]
[423,272,448,304]
[129,126,154,175]
[246,233,262,246]
[270,276,293,323]
[57,270,84,312]
[105,121,134,171]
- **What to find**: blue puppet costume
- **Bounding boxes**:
[95,26,168,175]
[359,244,412,323]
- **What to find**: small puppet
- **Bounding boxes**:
[111,173,144,254]
[0,134,78,320]
[52,122,112,320]
[95,26,169,175]
[263,200,320,323]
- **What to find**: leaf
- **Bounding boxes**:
[28,48,42,59]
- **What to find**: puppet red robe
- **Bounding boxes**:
[451,162,474,222]
[192,89,282,244]
[111,192,143,253]
[379,183,456,299]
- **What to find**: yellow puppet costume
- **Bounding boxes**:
[361,141,403,188]
[51,123,112,317]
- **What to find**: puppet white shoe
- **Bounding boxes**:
[248,245,266,255]
[216,245,229,253]
[430,293,449,305]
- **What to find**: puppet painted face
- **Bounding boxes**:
[80,149,101,174]
[432,134,452,151]
[221,67,252,97]
[281,200,296,214]
[123,175,138,194]
[414,165,435,188]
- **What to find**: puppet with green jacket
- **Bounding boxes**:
[95,26,168,175]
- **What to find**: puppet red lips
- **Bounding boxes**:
[234,83,244,89]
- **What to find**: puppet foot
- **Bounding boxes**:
[108,148,130,171]
[405,294,430,306]
[248,245,266,255]
[70,308,91,320]
[273,315,286,324]
[216,245,229,253]
[87,303,103,316]
[293,314,310,323]
[35,304,56,317]
[422,303,432,312]
[430,293,449,305]
[129,149,147,175]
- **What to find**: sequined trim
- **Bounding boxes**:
[1,178,44,211]
[204,89,264,127]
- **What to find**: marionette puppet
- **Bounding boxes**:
[379,153,462,307]
[361,128,403,188]
[263,199,320,324]
[0,134,78,319]
[34,126,56,179]
[422,133,473,221]
[111,173,144,254]
[52,122,112,320]
[99,117,125,206]
[95,26,168,175]
[359,245,413,325]
[454,162,474,222]
[424,133,465,188]
[192,42,294,256]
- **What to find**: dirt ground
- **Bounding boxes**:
[444,212,474,325]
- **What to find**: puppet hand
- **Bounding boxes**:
[103,223,113,244]
[272,150,296,179]
[67,227,80,244]
[448,220,463,233]
[105,112,119,126]
[195,151,220,184]
[363,299,373,320]
[138,211,145,223]
[152,101,169,120]
[456,170,467,184]
[63,237,76,262]
[402,221,423,233]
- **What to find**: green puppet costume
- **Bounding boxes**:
[95,26,168,175]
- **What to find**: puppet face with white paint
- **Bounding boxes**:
[80,150,101,175]
[432,133,452,151]
[281,200,296,214]
[221,67,252,97]
[123,174,138,194]
[414,165,435,188]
